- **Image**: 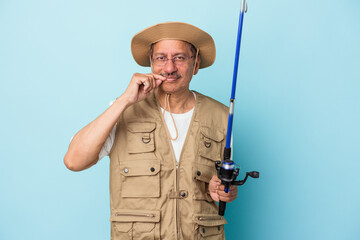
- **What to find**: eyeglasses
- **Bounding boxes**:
[151,55,194,66]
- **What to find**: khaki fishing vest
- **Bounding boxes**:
[109,91,229,240]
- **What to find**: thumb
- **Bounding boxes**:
[155,79,164,88]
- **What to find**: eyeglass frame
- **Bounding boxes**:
[150,55,195,66]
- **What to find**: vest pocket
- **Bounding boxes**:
[111,209,160,240]
[127,122,156,154]
[199,126,224,161]
[193,163,216,202]
[113,222,132,239]
[193,214,227,240]
[120,160,160,198]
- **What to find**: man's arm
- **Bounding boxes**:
[63,96,129,171]
[63,73,165,171]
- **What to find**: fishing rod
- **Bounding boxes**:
[215,0,260,216]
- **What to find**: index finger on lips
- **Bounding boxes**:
[155,79,163,88]
[145,74,163,88]
[152,73,166,80]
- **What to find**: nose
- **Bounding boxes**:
[163,58,178,74]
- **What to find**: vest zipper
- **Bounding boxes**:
[114,212,155,218]
[156,92,198,240]
[176,160,179,239]
[175,92,197,239]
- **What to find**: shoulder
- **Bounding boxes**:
[193,91,229,129]
[194,91,228,114]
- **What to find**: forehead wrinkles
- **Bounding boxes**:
[152,40,192,56]
[153,51,188,56]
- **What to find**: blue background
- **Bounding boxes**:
[1,0,359,239]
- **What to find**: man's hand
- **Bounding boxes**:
[209,175,238,203]
[122,73,166,106]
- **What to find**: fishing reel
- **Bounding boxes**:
[215,148,259,216]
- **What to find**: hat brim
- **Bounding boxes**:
[131,22,215,69]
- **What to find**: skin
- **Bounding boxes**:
[209,175,238,202]
[63,39,237,203]
[151,40,198,113]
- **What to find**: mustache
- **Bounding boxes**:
[160,73,182,78]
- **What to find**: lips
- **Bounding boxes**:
[160,73,182,82]
[165,77,178,82]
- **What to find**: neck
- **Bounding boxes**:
[156,89,195,114]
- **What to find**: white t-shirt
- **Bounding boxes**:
[99,93,196,162]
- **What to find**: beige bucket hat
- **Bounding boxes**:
[131,22,216,69]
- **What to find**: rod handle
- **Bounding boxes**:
[219,200,226,216]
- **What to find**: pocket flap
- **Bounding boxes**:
[110,209,160,223]
[193,214,227,226]
[127,122,156,133]
[120,160,160,177]
[194,214,227,237]
[198,225,224,237]
[200,126,224,142]
[193,163,216,183]
[114,222,132,232]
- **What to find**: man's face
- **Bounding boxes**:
[151,40,200,94]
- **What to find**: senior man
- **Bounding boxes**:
[64,22,238,239]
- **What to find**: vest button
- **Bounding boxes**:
[202,228,206,233]
[150,167,155,172]
[124,168,129,173]
[180,191,186,197]
[196,171,201,176]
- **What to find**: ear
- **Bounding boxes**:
[193,54,201,75]
[150,56,155,72]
